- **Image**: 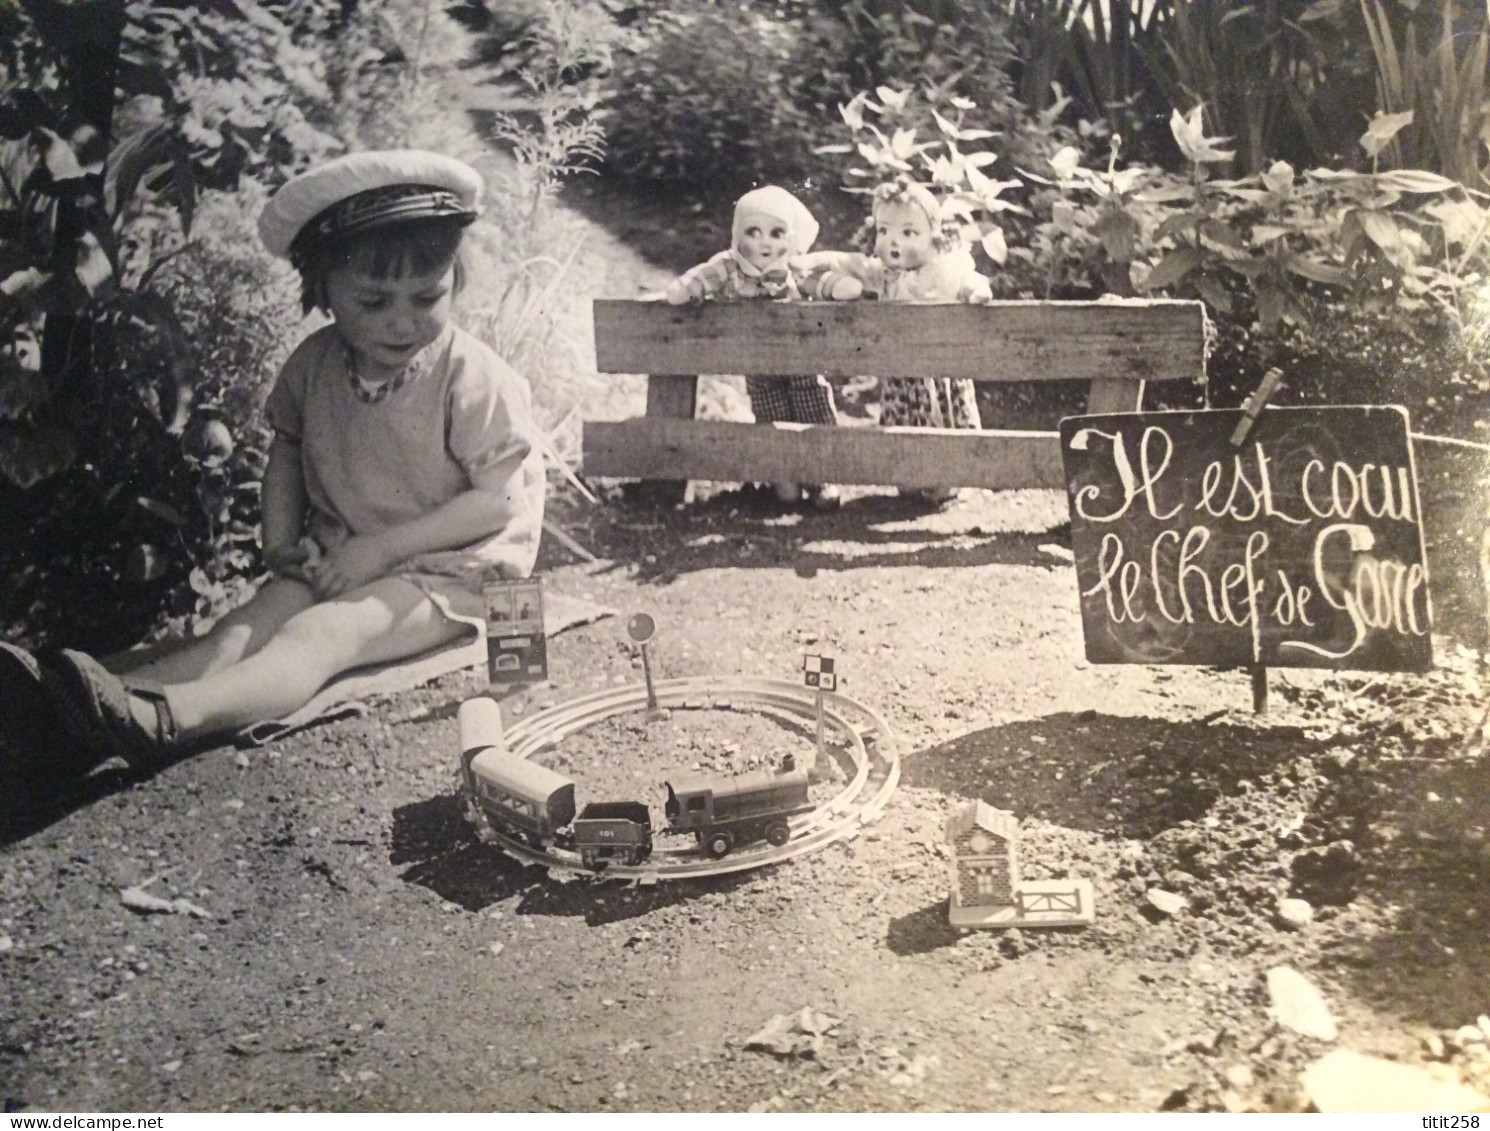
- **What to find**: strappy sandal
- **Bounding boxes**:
[0,641,68,763]
[50,649,178,769]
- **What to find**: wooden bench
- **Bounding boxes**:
[582,298,1209,500]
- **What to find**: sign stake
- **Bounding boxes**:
[1249,664,1268,714]
[640,643,658,712]
[1233,369,1284,714]
[802,653,837,761]
[815,688,825,760]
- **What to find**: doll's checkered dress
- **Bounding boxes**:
[746,374,839,424]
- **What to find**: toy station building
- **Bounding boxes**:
[946,800,1094,930]
[947,801,1019,917]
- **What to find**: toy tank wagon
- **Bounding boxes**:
[573,800,653,868]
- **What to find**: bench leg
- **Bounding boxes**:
[1085,378,1144,416]
[624,374,698,507]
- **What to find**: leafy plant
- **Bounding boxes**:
[823,85,1029,270]
[1126,105,1483,340]
[481,2,611,228]
[1148,1,1349,175]
[598,4,827,195]
[0,0,347,646]
[1018,134,1164,298]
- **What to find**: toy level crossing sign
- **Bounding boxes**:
[483,578,548,684]
[802,654,836,692]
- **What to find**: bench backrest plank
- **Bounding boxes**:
[584,418,1064,490]
[593,298,1208,383]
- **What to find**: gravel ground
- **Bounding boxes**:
[4,484,1490,1113]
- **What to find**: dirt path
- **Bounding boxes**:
[4,485,1489,1113]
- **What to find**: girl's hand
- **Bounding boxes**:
[265,538,321,585]
[312,535,393,599]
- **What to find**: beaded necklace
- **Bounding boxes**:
[342,329,444,404]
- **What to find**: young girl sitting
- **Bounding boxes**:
[0,149,545,773]
[665,185,860,509]
[795,181,990,503]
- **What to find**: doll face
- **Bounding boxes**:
[735,210,792,272]
[874,201,937,269]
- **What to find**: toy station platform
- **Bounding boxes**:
[949,878,1096,930]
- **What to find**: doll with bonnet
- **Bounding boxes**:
[794,181,990,502]
[665,185,861,508]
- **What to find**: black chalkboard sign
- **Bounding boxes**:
[1059,406,1432,672]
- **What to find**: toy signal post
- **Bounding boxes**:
[483,577,548,684]
[802,654,836,759]
[628,612,664,719]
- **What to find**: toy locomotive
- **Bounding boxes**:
[457,698,811,865]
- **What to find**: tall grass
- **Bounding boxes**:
[1359,0,1489,188]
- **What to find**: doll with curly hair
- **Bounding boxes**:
[795,181,990,502]
[665,185,860,508]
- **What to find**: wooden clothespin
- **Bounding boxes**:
[1230,368,1285,447]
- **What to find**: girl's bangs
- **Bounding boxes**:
[337,216,467,278]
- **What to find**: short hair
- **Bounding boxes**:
[296,214,469,315]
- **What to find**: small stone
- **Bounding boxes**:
[234,752,250,770]
[1276,898,1314,930]
[162,1060,182,1074]
[1224,1063,1255,1089]
[1146,888,1188,916]
[1479,1015,1490,1041]
[1454,1025,1486,1049]
[1093,1091,1117,1104]
[221,799,245,811]
[489,942,505,957]
[0,935,13,954]
[1424,1033,1447,1060]
[1303,1049,1490,1113]
[356,1069,378,1083]
[1186,1030,1222,1054]
[1266,966,1337,1042]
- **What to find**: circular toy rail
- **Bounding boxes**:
[461,676,900,881]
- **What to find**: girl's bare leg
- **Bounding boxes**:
[108,579,316,684]
[159,578,467,740]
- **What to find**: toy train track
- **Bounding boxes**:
[460,676,899,882]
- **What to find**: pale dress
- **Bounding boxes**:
[264,321,546,624]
